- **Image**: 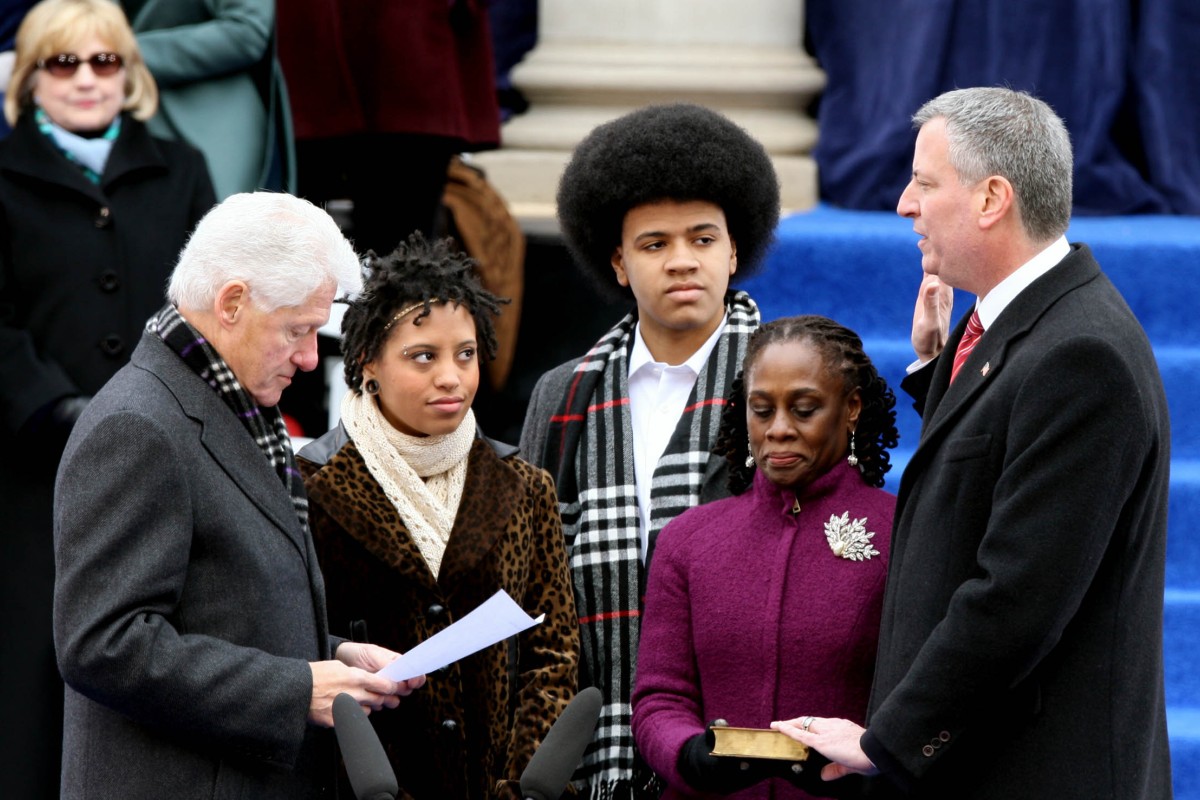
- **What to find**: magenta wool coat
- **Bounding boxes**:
[632,460,895,799]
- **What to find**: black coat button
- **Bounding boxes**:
[95,206,112,228]
[922,744,935,757]
[427,604,446,620]
[99,270,120,292]
[100,334,124,356]
[441,719,458,733]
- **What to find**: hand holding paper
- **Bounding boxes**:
[377,590,543,681]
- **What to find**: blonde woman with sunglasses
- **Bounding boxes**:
[0,1,213,795]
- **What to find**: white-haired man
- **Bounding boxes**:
[53,192,424,800]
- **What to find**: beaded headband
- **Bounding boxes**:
[382,298,441,332]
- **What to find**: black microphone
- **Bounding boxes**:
[520,686,603,800]
[333,692,398,800]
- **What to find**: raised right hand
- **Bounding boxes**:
[911,273,954,363]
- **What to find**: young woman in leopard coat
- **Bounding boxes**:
[298,235,579,800]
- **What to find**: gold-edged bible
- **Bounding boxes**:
[709,727,810,761]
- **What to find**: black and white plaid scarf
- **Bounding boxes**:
[540,291,759,799]
[148,304,308,530]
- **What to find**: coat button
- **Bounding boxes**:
[99,269,120,292]
[939,731,951,742]
[100,333,124,357]
[922,744,935,757]
[427,604,446,620]
[95,206,112,228]
[441,719,458,733]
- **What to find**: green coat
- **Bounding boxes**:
[127,0,295,199]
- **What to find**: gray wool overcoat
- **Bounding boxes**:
[53,332,340,800]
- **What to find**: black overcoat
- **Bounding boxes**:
[863,245,1173,799]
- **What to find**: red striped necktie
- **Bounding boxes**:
[949,310,984,384]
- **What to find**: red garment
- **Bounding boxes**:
[949,310,984,384]
[277,0,500,148]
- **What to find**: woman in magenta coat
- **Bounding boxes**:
[632,316,901,799]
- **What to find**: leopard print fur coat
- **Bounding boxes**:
[299,428,580,800]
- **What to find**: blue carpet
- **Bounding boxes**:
[1173,706,1200,800]
[747,204,1200,798]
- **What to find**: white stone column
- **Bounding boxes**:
[474,0,825,216]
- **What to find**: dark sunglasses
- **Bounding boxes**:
[37,52,124,78]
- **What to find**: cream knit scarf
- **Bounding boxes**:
[341,389,475,578]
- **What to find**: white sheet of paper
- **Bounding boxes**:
[377,589,544,681]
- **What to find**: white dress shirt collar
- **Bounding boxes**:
[628,315,727,379]
[976,236,1071,328]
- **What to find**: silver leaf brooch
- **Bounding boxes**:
[824,512,880,561]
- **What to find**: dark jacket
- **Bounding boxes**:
[54,333,337,800]
[299,425,580,800]
[862,245,1173,799]
[0,110,214,433]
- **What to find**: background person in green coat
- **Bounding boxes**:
[122,0,294,198]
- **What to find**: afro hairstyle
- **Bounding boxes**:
[555,103,781,299]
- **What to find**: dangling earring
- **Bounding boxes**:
[364,378,380,395]
[745,436,755,469]
[847,430,859,468]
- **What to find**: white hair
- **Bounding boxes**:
[167,192,363,312]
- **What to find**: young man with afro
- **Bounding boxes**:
[519,103,781,799]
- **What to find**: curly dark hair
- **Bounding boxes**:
[340,233,508,393]
[555,103,781,300]
[713,315,900,492]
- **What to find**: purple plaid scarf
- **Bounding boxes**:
[148,304,308,530]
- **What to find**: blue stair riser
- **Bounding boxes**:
[1174,734,1200,800]
[1160,350,1200,461]
[1168,470,1200,589]
[1165,596,1200,706]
